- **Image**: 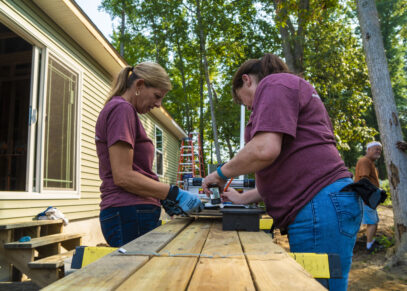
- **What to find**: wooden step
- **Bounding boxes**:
[4,233,82,249]
[0,220,63,230]
[28,250,75,269]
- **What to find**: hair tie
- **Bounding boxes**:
[128,66,134,78]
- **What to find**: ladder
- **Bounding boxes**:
[177,132,205,188]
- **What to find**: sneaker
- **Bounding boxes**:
[367,240,384,253]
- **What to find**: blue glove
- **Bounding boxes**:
[176,189,204,214]
[161,186,204,216]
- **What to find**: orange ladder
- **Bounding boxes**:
[176,132,204,188]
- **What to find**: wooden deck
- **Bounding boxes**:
[43,218,325,290]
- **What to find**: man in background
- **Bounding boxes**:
[355,141,383,252]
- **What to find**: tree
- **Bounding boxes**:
[376,0,407,136]
[357,0,407,265]
[194,0,221,164]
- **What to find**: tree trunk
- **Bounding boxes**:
[120,1,125,57]
[357,0,407,265]
[195,0,222,164]
[225,135,234,159]
[199,60,205,170]
[175,39,191,133]
[273,0,306,74]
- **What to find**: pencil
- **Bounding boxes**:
[224,178,234,191]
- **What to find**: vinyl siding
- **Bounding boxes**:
[0,0,181,224]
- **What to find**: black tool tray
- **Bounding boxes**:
[220,208,265,231]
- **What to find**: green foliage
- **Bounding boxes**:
[99,0,405,171]
[377,235,395,249]
[380,179,392,206]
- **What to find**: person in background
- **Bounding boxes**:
[202,53,362,291]
[95,63,203,247]
[354,141,383,252]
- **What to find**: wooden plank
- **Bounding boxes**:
[0,229,13,281]
[188,258,255,291]
[158,219,212,255]
[118,218,194,254]
[42,218,193,291]
[29,250,75,269]
[199,222,244,258]
[4,248,60,287]
[41,223,63,236]
[61,236,82,251]
[4,233,82,249]
[188,222,255,290]
[239,231,326,291]
[117,257,197,291]
[14,226,40,240]
[0,220,63,230]
[37,242,60,258]
[117,220,212,290]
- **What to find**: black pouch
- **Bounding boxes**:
[340,178,387,209]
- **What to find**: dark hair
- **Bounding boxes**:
[232,53,290,104]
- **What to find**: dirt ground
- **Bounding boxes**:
[273,205,407,290]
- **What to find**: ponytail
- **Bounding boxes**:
[105,62,172,105]
[105,66,134,104]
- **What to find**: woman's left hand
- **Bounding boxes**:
[222,188,244,204]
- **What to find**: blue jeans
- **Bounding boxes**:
[287,178,362,291]
[99,204,161,247]
[362,203,379,225]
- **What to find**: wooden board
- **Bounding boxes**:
[116,220,212,290]
[117,257,197,291]
[116,218,194,254]
[29,250,75,269]
[4,233,82,249]
[188,258,255,291]
[0,220,63,230]
[159,219,212,256]
[188,223,255,290]
[238,231,326,290]
[42,218,193,291]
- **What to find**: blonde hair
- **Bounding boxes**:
[105,62,172,104]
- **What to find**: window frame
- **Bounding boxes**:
[39,51,82,197]
[154,125,164,177]
[0,41,82,199]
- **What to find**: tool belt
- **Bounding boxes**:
[340,178,387,209]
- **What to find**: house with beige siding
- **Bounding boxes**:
[0,0,186,245]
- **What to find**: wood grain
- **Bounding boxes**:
[43,218,192,291]
[188,222,255,291]
[116,220,212,290]
[239,231,326,290]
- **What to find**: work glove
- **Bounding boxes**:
[161,186,204,216]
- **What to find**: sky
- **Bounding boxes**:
[75,0,117,41]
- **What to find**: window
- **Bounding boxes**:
[43,57,78,190]
[0,22,80,197]
[155,127,163,176]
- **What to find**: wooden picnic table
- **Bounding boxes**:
[43,217,325,290]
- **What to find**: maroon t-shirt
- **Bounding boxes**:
[95,96,160,210]
[245,73,351,228]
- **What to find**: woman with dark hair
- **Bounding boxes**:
[203,54,361,290]
[95,62,203,247]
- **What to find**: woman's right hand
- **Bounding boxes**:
[222,188,245,204]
